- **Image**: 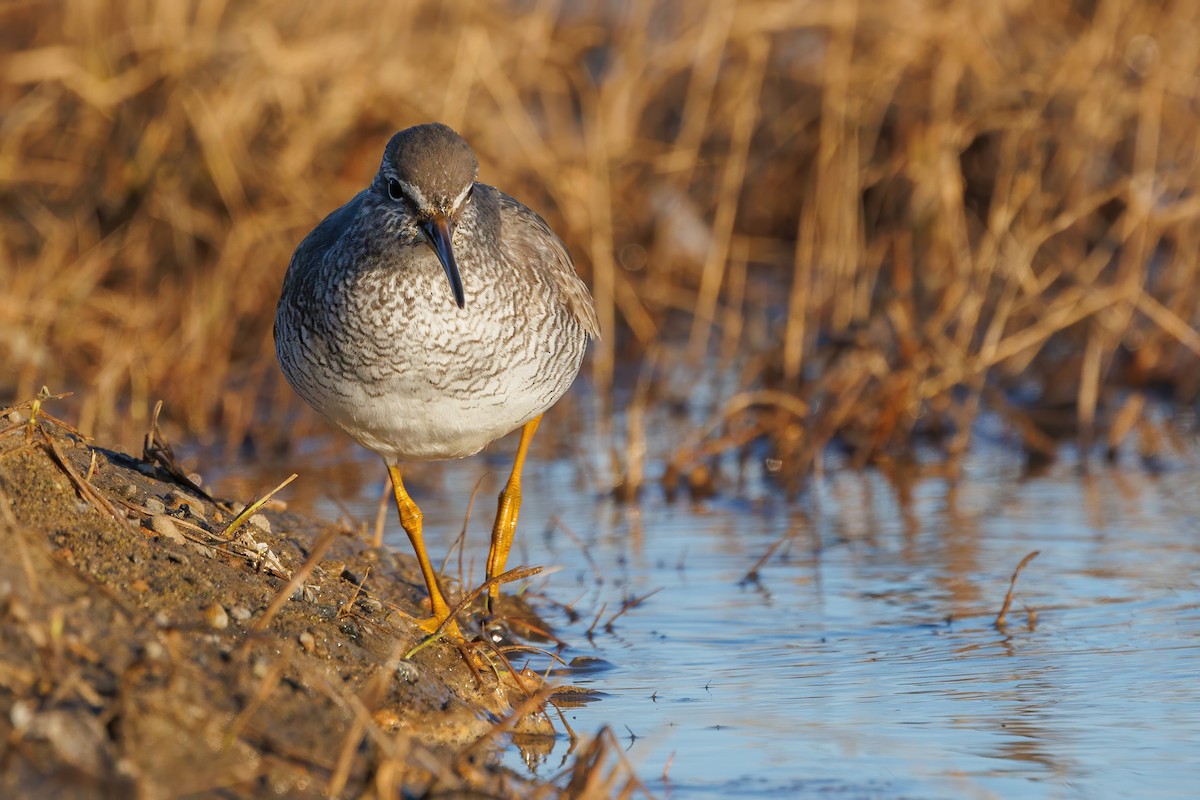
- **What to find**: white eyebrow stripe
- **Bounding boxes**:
[451,181,474,212]
[394,178,430,211]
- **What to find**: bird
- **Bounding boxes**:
[275,122,598,639]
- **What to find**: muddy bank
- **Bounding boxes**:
[0,404,627,798]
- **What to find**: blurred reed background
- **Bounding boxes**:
[3,0,1199,495]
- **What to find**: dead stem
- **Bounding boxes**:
[250,524,338,634]
[995,550,1041,630]
[336,566,371,620]
[42,435,132,532]
[453,685,555,772]
[220,473,298,540]
[602,588,662,633]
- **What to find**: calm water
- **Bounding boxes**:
[234,408,1200,798]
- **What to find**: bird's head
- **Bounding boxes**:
[376,123,479,309]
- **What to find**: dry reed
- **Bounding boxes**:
[2,0,1199,491]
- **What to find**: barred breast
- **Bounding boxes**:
[274,184,595,462]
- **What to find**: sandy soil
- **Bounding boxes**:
[0,407,611,798]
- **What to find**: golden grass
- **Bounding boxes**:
[3,0,1200,487]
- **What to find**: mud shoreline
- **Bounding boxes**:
[0,405,622,798]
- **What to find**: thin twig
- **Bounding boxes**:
[453,685,555,770]
[42,436,133,531]
[603,588,662,632]
[995,550,1040,629]
[405,565,544,658]
[221,473,298,539]
[251,526,339,633]
[336,566,371,620]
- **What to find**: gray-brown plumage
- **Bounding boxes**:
[275,123,597,636]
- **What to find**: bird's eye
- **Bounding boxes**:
[387,178,403,202]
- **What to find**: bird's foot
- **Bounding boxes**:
[416,613,462,641]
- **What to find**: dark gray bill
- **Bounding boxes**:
[420,214,465,309]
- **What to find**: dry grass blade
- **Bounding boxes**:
[407,565,545,655]
[25,390,83,440]
[41,436,132,531]
[223,655,290,749]
[221,473,298,540]
[371,479,390,548]
[1,0,1199,488]
[0,485,40,602]
[443,471,489,580]
[556,726,653,799]
[142,400,212,501]
[324,641,430,796]
[995,550,1041,630]
[740,533,790,585]
[250,524,338,634]
[602,588,661,633]
[584,602,609,640]
[445,565,544,631]
[336,565,371,620]
[548,515,603,587]
[453,685,555,771]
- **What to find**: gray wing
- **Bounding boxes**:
[283,192,365,287]
[496,192,601,340]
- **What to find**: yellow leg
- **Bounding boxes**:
[387,464,461,639]
[486,415,541,613]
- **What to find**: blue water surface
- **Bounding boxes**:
[242,406,1200,798]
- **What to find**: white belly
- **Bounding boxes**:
[276,267,587,462]
[304,358,555,461]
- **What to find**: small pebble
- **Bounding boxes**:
[249,513,271,534]
[121,483,139,499]
[145,498,166,515]
[150,515,185,544]
[320,560,347,579]
[396,660,420,684]
[373,709,401,729]
[6,597,28,623]
[251,658,269,679]
[298,631,316,652]
[357,597,384,614]
[229,605,252,622]
[167,490,206,521]
[187,472,203,487]
[204,603,229,630]
[9,700,33,732]
[188,542,216,559]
